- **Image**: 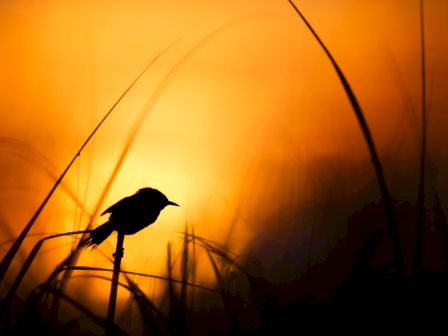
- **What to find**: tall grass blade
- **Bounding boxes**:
[29,285,125,334]
[166,243,175,313]
[186,234,243,273]
[205,250,225,293]
[68,274,130,290]
[47,43,181,313]
[124,277,170,336]
[1,230,91,310]
[0,137,92,217]
[413,0,427,274]
[180,225,189,311]
[166,241,183,334]
[204,248,237,323]
[0,232,58,249]
[106,233,125,334]
[0,42,178,285]
[55,15,263,299]
[41,265,223,297]
[190,225,196,309]
[287,0,403,273]
[60,273,169,335]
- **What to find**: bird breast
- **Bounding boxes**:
[110,205,162,235]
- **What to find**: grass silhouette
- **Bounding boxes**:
[413,0,427,274]
[287,0,403,274]
[2,230,92,311]
[11,230,252,334]
[2,0,448,334]
[0,41,178,285]
[54,15,266,304]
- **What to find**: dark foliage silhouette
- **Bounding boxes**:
[83,188,179,247]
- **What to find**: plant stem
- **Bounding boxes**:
[55,16,260,299]
[287,0,403,273]
[1,230,91,311]
[0,42,176,285]
[106,232,125,334]
[412,0,427,274]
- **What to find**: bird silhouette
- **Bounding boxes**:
[83,188,179,247]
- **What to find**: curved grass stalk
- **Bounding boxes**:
[0,232,58,248]
[0,137,93,217]
[56,266,225,297]
[122,276,170,336]
[56,13,267,295]
[0,42,178,285]
[287,0,403,273]
[412,0,427,274]
[63,274,130,291]
[73,273,169,334]
[1,230,91,310]
[29,285,124,334]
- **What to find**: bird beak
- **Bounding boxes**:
[167,200,179,207]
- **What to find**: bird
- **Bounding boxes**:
[83,187,179,247]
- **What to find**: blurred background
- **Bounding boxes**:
[1,0,447,332]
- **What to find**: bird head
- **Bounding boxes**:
[138,187,179,209]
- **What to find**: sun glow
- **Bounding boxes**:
[1,0,448,331]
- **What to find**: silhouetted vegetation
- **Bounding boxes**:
[1,0,448,334]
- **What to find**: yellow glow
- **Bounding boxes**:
[1,0,448,321]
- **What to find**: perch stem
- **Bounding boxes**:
[106,232,125,334]
[287,0,403,273]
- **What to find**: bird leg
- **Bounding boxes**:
[112,248,124,259]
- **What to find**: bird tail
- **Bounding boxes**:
[82,222,114,248]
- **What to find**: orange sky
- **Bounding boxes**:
[1,0,448,316]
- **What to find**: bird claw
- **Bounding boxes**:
[113,248,124,259]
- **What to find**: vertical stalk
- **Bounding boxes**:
[190,225,196,309]
[0,42,175,285]
[166,243,175,315]
[55,21,247,293]
[106,232,125,334]
[287,0,403,273]
[180,227,189,310]
[412,0,427,274]
[1,230,90,311]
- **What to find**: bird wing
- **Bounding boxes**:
[100,196,133,216]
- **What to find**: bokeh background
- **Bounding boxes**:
[1,0,447,331]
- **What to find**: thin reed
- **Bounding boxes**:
[0,42,178,285]
[286,0,403,273]
[1,1,447,334]
[412,0,427,274]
